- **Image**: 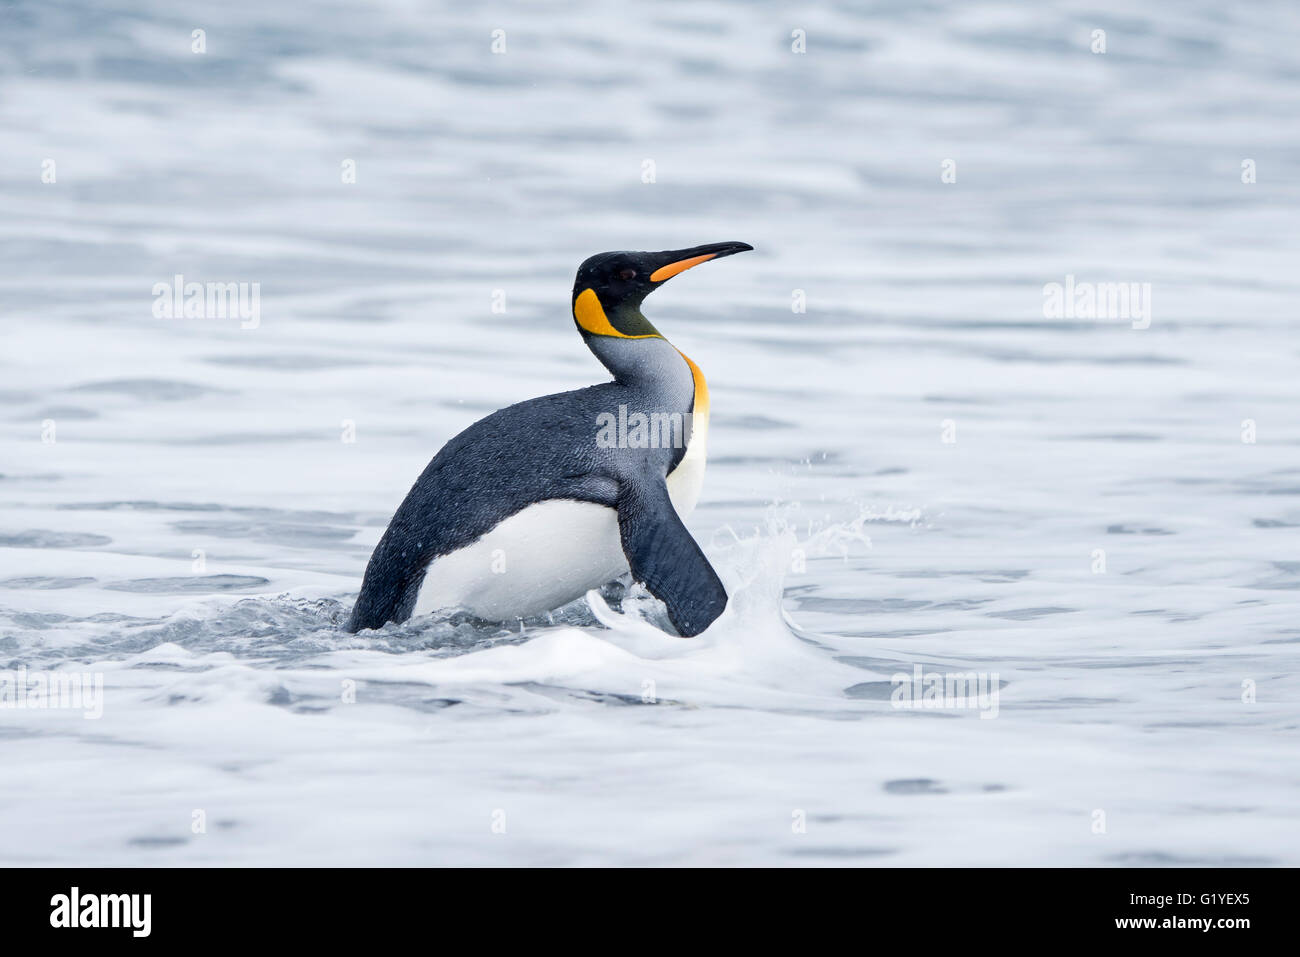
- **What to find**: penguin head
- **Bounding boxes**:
[572,241,752,339]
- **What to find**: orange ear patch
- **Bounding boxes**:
[649,253,717,282]
[573,288,660,339]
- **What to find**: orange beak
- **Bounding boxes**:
[649,253,718,282]
[646,242,753,283]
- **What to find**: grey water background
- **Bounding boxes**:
[1,0,1298,865]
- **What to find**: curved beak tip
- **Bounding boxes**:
[703,241,754,257]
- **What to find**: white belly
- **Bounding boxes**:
[413,499,628,621]
[413,440,708,623]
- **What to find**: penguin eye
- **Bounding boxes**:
[619,268,637,281]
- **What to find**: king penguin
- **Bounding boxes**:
[346,241,752,637]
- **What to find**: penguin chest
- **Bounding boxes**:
[666,349,710,519]
[665,426,707,518]
[412,499,629,622]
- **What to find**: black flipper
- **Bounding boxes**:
[616,474,727,636]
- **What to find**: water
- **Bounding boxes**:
[2,0,1298,865]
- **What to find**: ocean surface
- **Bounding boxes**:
[1,0,1298,865]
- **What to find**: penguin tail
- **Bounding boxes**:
[345,561,423,633]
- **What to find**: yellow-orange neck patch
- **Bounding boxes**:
[573,288,661,339]
[676,348,710,420]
